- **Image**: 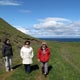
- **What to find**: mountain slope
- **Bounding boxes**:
[0,18,40,61]
[0,18,41,79]
[0,18,39,42]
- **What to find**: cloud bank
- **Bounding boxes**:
[16,17,80,38]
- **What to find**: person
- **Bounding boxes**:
[2,39,13,72]
[37,42,50,77]
[20,40,34,73]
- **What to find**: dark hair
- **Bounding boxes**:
[4,39,10,44]
[40,44,48,50]
[24,40,30,45]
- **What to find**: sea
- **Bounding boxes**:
[39,38,80,42]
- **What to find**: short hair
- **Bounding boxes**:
[24,40,30,45]
[4,38,10,44]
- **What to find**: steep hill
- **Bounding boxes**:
[0,17,40,64]
[0,18,39,43]
[0,18,41,80]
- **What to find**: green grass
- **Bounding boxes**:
[0,41,79,80]
[0,18,80,80]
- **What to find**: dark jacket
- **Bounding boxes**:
[2,44,13,57]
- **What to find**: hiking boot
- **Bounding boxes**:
[11,69,13,71]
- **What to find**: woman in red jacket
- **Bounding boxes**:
[37,42,50,77]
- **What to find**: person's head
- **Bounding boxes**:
[4,39,10,45]
[40,42,48,50]
[24,40,30,47]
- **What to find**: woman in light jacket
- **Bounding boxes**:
[20,40,34,73]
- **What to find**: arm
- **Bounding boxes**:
[37,49,41,61]
[30,48,34,58]
[47,48,50,60]
[20,48,24,59]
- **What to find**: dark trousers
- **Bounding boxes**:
[24,64,31,73]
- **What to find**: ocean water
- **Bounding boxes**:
[39,38,80,42]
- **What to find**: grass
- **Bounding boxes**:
[0,18,80,80]
[0,41,80,80]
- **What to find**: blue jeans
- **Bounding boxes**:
[24,64,31,73]
[4,56,12,72]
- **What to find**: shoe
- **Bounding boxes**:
[11,69,13,71]
[6,69,9,72]
[6,70,9,72]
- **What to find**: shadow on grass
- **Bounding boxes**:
[12,64,22,70]
[31,64,39,72]
[48,65,53,74]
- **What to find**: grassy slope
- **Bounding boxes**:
[48,41,80,80]
[0,18,80,80]
[0,18,40,57]
[0,18,40,79]
[0,41,79,80]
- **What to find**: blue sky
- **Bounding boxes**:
[0,0,80,38]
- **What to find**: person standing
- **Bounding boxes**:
[37,42,50,77]
[20,40,34,73]
[2,39,13,72]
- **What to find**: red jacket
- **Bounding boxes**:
[37,48,50,62]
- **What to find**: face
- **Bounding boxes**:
[42,44,46,50]
[6,40,10,44]
[25,42,30,47]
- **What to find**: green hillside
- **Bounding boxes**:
[0,18,40,79]
[0,18,39,42]
[0,18,80,80]
[0,18,40,56]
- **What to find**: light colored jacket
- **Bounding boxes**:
[20,46,34,64]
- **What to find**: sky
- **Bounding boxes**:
[0,0,80,38]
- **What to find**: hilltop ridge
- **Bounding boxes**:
[0,18,40,43]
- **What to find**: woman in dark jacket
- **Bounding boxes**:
[2,39,13,72]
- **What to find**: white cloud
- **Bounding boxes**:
[13,18,80,38]
[38,17,71,22]
[33,17,80,38]
[16,27,30,34]
[0,0,21,6]
[33,17,71,29]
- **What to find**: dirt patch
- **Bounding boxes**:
[0,71,14,80]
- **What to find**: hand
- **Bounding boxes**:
[37,59,40,62]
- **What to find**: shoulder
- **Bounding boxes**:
[2,44,5,47]
[38,48,42,51]
[21,46,25,50]
[46,47,50,51]
[29,47,33,50]
[2,44,7,48]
